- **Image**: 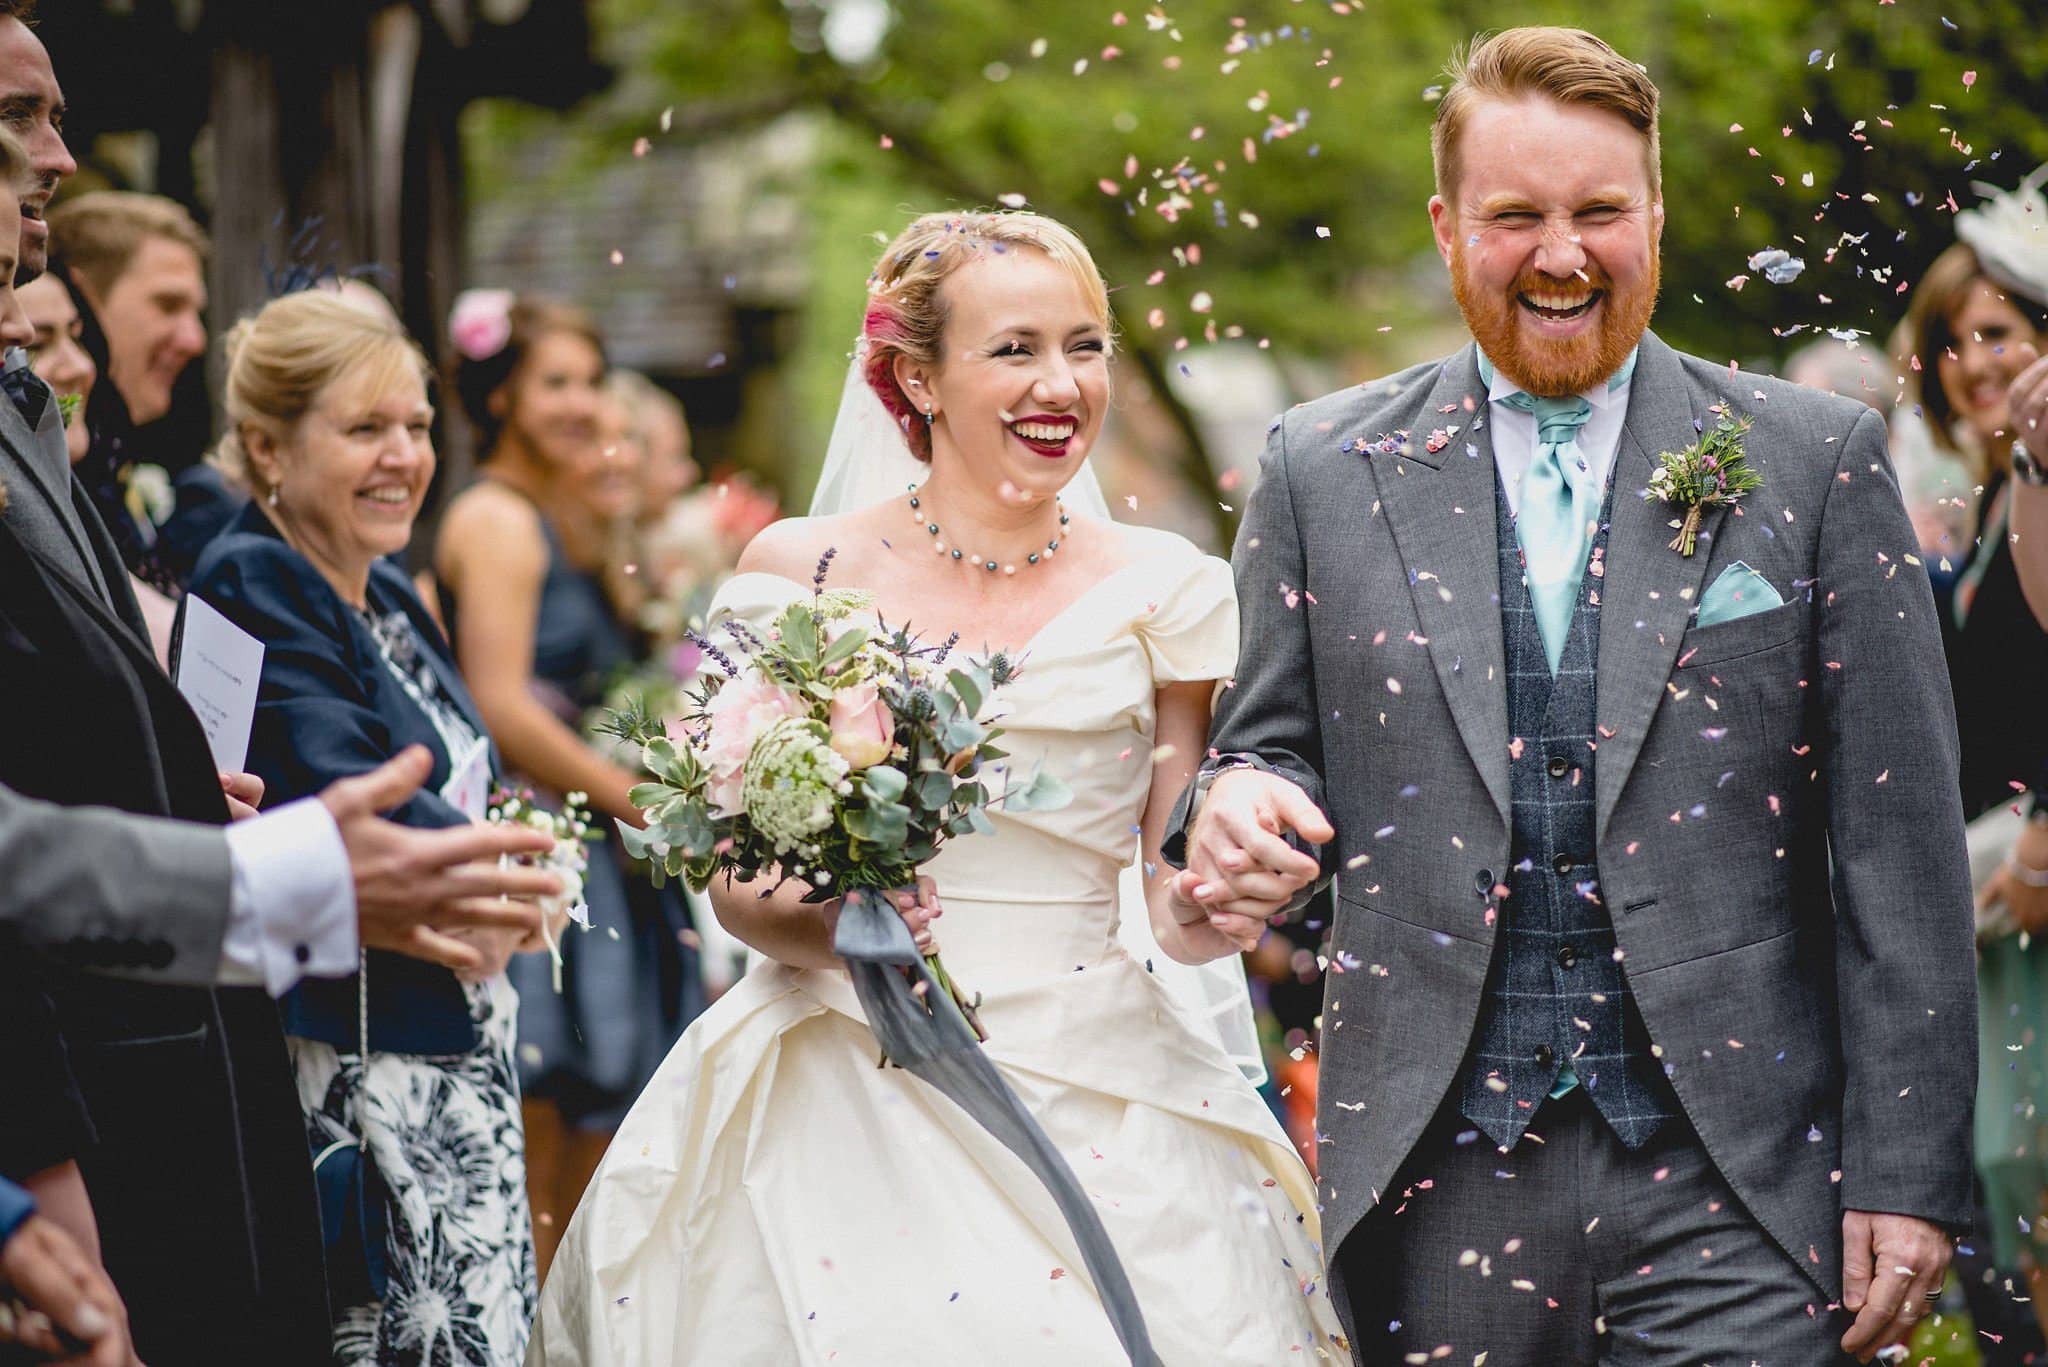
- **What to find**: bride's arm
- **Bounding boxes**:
[708,876,938,973]
[1142,681,1265,964]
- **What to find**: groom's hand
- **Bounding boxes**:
[1171,769,1331,944]
[1839,1209,1952,1362]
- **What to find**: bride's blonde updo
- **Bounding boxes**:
[861,210,1113,462]
[211,290,432,497]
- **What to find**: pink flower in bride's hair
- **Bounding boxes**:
[449,289,515,362]
[700,675,804,816]
[827,681,893,770]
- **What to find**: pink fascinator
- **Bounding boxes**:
[449,288,515,362]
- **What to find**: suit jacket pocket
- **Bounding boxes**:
[71,1022,258,1312]
[1675,598,1805,669]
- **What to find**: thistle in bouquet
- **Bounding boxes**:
[486,786,597,992]
[601,550,1070,1047]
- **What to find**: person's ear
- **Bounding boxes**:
[1428,194,1456,267]
[242,421,285,489]
[894,354,937,418]
[487,384,509,421]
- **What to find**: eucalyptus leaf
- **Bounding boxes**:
[616,818,658,861]
[863,765,908,802]
[1004,766,1074,814]
[946,668,984,718]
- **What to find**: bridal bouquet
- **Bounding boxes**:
[486,786,596,991]
[602,551,1069,1037]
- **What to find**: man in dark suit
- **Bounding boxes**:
[1171,27,1975,1365]
[0,10,558,1360]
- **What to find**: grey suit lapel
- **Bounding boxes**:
[0,386,111,602]
[1368,345,1511,825]
[1594,332,1729,841]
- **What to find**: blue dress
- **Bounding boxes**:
[441,484,702,1130]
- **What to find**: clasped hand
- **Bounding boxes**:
[1167,768,1332,954]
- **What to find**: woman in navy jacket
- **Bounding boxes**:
[189,290,544,1365]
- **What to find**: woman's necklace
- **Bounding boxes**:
[906,483,1071,576]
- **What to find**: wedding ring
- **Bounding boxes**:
[1922,1289,1944,1301]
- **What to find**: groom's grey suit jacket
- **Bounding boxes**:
[1180,331,1976,1302]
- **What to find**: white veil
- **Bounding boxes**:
[810,358,1267,1085]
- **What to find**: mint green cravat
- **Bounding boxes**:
[1477,350,1638,676]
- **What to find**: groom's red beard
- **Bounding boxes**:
[1452,242,1661,397]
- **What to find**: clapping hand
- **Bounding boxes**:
[319,747,561,975]
[1167,768,1332,953]
[0,1216,134,1366]
[2010,341,2046,449]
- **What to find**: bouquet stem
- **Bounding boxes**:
[922,951,987,1044]
[1668,503,1704,557]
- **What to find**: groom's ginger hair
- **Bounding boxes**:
[1432,27,1661,205]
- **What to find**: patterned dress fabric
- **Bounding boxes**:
[294,606,537,1366]
[527,529,1349,1365]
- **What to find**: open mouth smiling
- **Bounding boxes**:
[1519,288,1604,322]
[1007,416,1078,455]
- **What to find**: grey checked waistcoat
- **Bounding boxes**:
[1457,472,1678,1151]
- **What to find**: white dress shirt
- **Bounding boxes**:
[1485,362,1636,517]
[218,797,357,995]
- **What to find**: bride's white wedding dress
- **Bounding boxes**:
[528,527,1348,1365]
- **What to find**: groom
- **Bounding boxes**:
[1168,26,1976,1364]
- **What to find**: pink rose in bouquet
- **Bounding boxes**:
[827,681,893,769]
[700,675,804,816]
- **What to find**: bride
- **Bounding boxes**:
[527,210,1349,1365]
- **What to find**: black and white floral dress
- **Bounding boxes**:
[291,606,537,1366]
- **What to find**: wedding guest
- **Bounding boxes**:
[47,191,239,585]
[608,368,698,524]
[189,289,550,1364]
[1903,186,2048,1350]
[17,263,177,662]
[433,291,700,1279]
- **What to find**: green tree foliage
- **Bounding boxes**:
[478,0,2046,516]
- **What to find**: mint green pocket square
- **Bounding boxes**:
[1696,560,1785,628]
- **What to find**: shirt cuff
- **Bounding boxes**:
[0,1176,34,1245]
[219,797,358,996]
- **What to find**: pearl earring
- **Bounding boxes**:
[922,406,934,428]
[267,484,280,508]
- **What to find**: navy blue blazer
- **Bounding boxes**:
[190,503,500,1054]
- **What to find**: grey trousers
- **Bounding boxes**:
[1335,1088,1857,1366]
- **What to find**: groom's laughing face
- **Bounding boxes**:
[1431,93,1662,397]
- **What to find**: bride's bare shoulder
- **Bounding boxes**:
[735,510,885,581]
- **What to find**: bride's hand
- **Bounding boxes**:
[886,876,944,954]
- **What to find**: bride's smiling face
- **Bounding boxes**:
[899,248,1110,503]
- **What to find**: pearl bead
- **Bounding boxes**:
[1004,565,1017,576]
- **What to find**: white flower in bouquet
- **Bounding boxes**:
[740,717,853,856]
[487,787,597,990]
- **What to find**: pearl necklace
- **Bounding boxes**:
[907,484,1070,575]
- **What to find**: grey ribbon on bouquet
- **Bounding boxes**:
[834,890,1159,1367]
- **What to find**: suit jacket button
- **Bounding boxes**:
[294,943,311,965]
[1535,1044,1555,1068]
[1474,869,1494,895]
[1552,854,1574,877]
[1557,945,1577,969]
[1547,755,1570,779]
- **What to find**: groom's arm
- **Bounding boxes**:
[1814,405,1977,1229]
[1163,413,1337,900]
